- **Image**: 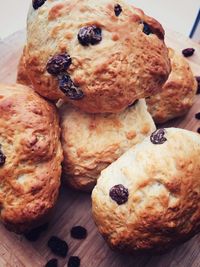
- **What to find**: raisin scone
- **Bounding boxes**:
[147,48,197,123]
[17,46,32,87]
[92,128,200,253]
[26,0,170,113]
[0,83,63,233]
[59,99,155,191]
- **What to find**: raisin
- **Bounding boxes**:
[109,184,129,205]
[58,73,84,100]
[143,22,152,35]
[197,128,200,134]
[46,53,72,76]
[68,256,80,267]
[24,223,49,242]
[71,226,87,239]
[195,112,200,120]
[0,146,6,167]
[196,76,200,94]
[182,48,195,57]
[32,0,46,10]
[48,236,68,258]
[114,4,122,16]
[150,129,167,145]
[78,26,102,46]
[45,259,58,267]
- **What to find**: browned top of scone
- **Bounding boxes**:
[26,0,170,113]
[0,83,63,233]
[147,48,197,123]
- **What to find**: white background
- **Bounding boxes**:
[0,0,199,39]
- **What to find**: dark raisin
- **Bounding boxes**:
[197,128,200,134]
[128,99,139,108]
[0,146,6,166]
[58,73,84,100]
[32,0,46,10]
[195,112,200,120]
[24,223,49,242]
[182,48,195,57]
[109,184,129,205]
[47,53,72,76]
[71,226,87,239]
[68,256,80,267]
[143,22,153,35]
[48,236,68,258]
[45,258,58,267]
[78,26,102,46]
[150,129,167,145]
[114,4,122,16]
[196,76,200,94]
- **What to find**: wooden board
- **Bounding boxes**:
[0,30,200,267]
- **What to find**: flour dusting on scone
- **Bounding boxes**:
[92,128,200,252]
[26,0,170,113]
[0,83,63,233]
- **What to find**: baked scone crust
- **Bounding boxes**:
[147,48,197,123]
[26,0,170,113]
[59,100,155,191]
[17,46,32,87]
[92,128,200,252]
[0,83,63,233]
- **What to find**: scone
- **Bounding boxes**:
[17,46,32,86]
[0,83,63,233]
[147,48,197,123]
[92,128,200,253]
[59,100,155,191]
[26,0,170,113]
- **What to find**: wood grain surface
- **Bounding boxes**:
[0,30,200,267]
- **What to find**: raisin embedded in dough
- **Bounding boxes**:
[58,73,84,100]
[78,26,102,46]
[0,146,6,166]
[32,0,46,10]
[114,4,122,16]
[46,53,72,76]
[150,129,167,145]
[109,184,129,205]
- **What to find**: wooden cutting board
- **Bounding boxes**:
[0,30,200,267]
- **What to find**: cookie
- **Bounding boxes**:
[92,128,200,252]
[26,0,170,113]
[59,100,155,191]
[147,48,197,123]
[0,83,63,233]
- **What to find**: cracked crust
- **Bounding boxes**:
[146,48,197,124]
[0,83,63,233]
[59,100,155,191]
[26,0,170,113]
[92,128,200,252]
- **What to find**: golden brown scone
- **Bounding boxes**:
[59,100,155,191]
[146,48,197,123]
[92,128,200,253]
[26,0,170,113]
[0,83,63,233]
[17,46,32,87]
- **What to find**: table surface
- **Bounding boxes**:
[0,29,199,267]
